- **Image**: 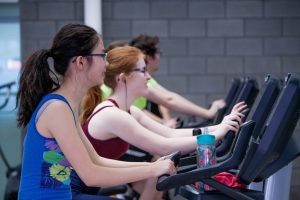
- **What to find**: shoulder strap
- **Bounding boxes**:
[107,98,131,114]
[107,98,120,108]
[35,94,76,125]
[85,105,114,124]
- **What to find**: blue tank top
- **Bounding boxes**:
[18,94,76,200]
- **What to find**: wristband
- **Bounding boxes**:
[192,128,202,136]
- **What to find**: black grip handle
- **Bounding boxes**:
[156,151,181,190]
[163,150,181,167]
[216,131,235,157]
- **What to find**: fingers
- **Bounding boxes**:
[223,113,244,125]
[170,162,177,175]
[165,159,177,176]
[223,112,244,123]
[227,125,239,133]
[153,159,177,177]
[222,120,240,132]
[234,101,245,108]
[221,112,244,134]
[232,101,247,113]
[236,104,248,113]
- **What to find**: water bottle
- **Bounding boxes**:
[196,134,216,191]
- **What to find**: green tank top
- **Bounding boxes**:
[101,78,157,110]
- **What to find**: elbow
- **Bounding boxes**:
[77,169,105,187]
[85,180,98,188]
[79,173,98,187]
[83,176,110,188]
[85,179,113,188]
[163,98,176,109]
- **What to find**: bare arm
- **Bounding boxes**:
[131,102,246,141]
[141,106,177,128]
[159,105,171,121]
[89,106,198,156]
[143,109,164,123]
[206,102,247,140]
[41,101,174,187]
[130,106,193,138]
[158,105,179,128]
[77,122,152,168]
[147,82,225,119]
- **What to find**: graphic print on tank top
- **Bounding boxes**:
[40,139,71,188]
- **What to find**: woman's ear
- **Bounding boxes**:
[118,73,127,83]
[74,56,88,71]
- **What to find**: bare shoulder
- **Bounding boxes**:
[36,99,77,138]
[89,104,131,127]
[44,100,74,118]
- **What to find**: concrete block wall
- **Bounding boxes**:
[19,0,300,199]
[20,0,83,61]
[102,1,300,110]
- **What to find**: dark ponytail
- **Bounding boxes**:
[17,49,57,127]
[17,23,100,127]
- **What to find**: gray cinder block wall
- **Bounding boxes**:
[19,0,300,199]
[20,0,84,60]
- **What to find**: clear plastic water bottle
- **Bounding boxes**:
[196,134,216,191]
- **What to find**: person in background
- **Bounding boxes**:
[17,24,176,200]
[72,46,246,200]
[105,40,129,52]
[130,34,226,122]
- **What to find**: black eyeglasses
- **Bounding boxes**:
[87,53,107,61]
[130,66,148,76]
[71,53,107,63]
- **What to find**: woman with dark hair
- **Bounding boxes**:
[17,24,176,200]
[73,46,246,200]
[130,34,226,121]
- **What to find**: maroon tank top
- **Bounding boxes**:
[82,99,129,159]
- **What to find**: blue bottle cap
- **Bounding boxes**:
[197,134,215,145]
